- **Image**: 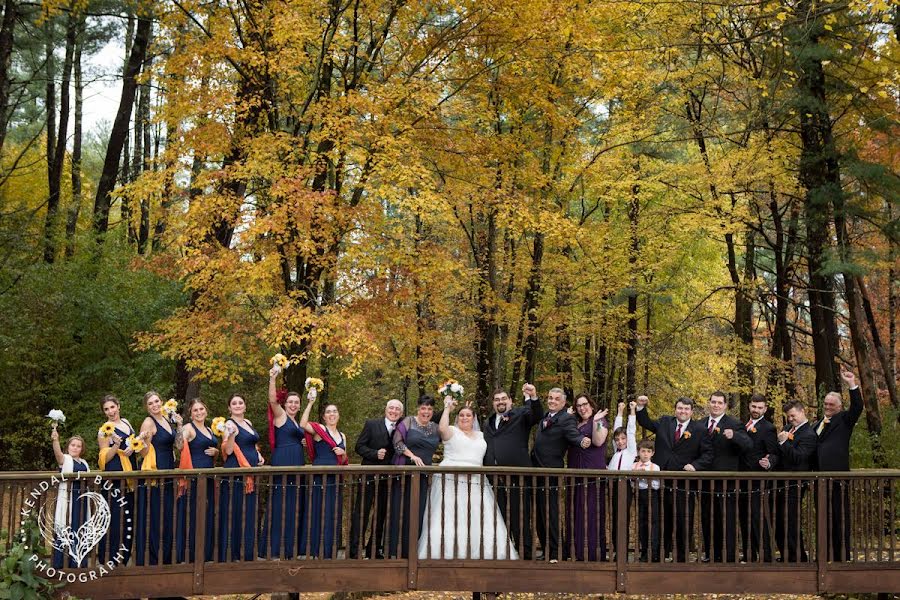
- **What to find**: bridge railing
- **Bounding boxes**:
[1,467,898,598]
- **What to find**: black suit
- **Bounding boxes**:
[739,417,779,562]
[484,398,542,559]
[699,414,751,562]
[349,418,396,558]
[813,387,863,561]
[775,421,816,562]
[636,407,713,561]
[531,410,585,560]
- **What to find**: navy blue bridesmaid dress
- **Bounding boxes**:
[263,418,305,558]
[98,422,136,564]
[52,459,89,568]
[218,420,260,561]
[136,417,176,565]
[176,423,217,563]
[308,435,344,558]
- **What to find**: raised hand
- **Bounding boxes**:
[269,365,280,379]
[636,395,649,407]
[840,366,857,387]
[683,463,696,472]
[617,402,625,415]
[629,401,637,413]
[172,413,183,427]
[594,408,609,422]
[444,396,457,410]
[307,389,317,403]
[51,428,59,442]
[522,383,537,399]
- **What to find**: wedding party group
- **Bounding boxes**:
[47,359,863,569]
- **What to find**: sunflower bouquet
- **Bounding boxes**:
[211,416,227,437]
[127,434,145,453]
[305,377,324,399]
[163,398,179,421]
[271,353,289,374]
[438,379,465,401]
[98,422,116,438]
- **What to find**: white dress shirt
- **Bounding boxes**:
[607,414,637,471]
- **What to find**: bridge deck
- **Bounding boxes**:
[2,467,898,598]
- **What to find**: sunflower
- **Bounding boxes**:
[127,435,145,453]
[271,353,289,369]
[99,422,116,437]
[211,416,227,437]
[164,399,179,413]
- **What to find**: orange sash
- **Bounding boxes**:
[225,422,255,493]
[177,442,193,498]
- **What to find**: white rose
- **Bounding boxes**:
[47,409,66,423]
[450,383,462,394]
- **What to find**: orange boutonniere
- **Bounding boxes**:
[683,431,692,439]
[787,433,794,441]
[714,426,721,434]
[750,427,757,434]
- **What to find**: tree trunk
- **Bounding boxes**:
[591,336,607,404]
[93,15,152,239]
[857,275,899,413]
[0,0,17,156]
[43,25,57,262]
[473,205,499,411]
[510,232,543,392]
[137,46,153,254]
[64,18,84,258]
[625,182,639,403]
[120,12,134,237]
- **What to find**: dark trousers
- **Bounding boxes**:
[388,473,428,558]
[699,479,738,562]
[492,474,533,559]
[534,474,560,560]
[828,479,851,562]
[663,482,695,562]
[349,474,390,559]
[635,487,660,561]
[775,481,809,562]
[739,478,774,562]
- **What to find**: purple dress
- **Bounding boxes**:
[565,419,607,561]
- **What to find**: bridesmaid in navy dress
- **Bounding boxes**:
[176,398,218,563]
[565,393,609,561]
[135,391,183,565]
[219,394,264,561]
[300,392,348,558]
[96,395,137,564]
[51,428,90,568]
[264,367,305,558]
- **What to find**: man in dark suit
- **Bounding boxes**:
[530,386,590,562]
[814,367,863,561]
[635,395,713,562]
[698,391,752,562]
[483,384,543,559]
[775,400,817,562]
[348,399,404,559]
[739,393,779,562]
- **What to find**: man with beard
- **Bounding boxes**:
[739,394,779,562]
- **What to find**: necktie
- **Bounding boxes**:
[816,418,829,436]
[617,453,624,469]
[745,419,753,431]
[674,423,683,443]
[708,418,716,434]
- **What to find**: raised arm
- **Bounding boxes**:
[523,383,543,425]
[634,395,659,433]
[591,409,609,446]
[841,368,864,429]
[268,366,286,424]
[439,397,455,441]
[51,427,65,467]
[299,392,317,435]
[626,402,638,455]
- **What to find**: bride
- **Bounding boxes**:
[418,397,518,560]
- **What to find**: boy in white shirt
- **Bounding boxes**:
[632,439,661,562]
[608,401,637,557]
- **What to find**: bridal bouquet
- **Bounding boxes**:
[46,409,66,427]
[211,416,227,437]
[438,379,464,401]
[163,399,179,421]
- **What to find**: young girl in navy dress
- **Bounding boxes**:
[219,394,264,561]
[176,398,218,563]
[51,428,90,568]
[300,391,348,558]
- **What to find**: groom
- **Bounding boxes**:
[483,384,543,559]
[531,386,591,562]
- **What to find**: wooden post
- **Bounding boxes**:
[616,476,627,593]
[816,477,827,593]
[407,471,420,590]
[193,474,207,595]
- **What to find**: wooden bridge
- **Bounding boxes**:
[2,467,899,598]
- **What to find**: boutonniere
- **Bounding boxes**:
[714,426,721,434]
[501,414,510,423]
[750,427,757,434]
[542,418,553,430]
[787,433,794,441]
[682,430,692,439]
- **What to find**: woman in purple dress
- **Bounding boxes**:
[565,393,608,561]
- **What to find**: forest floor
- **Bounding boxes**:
[188,593,825,600]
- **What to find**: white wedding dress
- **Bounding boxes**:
[417,426,519,559]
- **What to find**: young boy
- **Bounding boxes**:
[632,439,661,562]
[608,401,637,557]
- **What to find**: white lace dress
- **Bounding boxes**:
[417,426,519,559]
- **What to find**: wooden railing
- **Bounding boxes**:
[1,467,899,598]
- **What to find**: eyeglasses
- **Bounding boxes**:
[575,403,590,408]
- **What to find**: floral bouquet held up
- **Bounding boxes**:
[163,399,179,421]
[46,409,66,430]
[438,379,464,402]
[305,377,324,401]
[271,353,289,376]
[211,416,227,438]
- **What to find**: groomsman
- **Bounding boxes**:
[698,391,751,562]
[349,399,404,559]
[530,387,591,562]
[814,367,863,561]
[775,400,817,562]
[483,384,543,559]
[739,394,779,562]
[635,395,713,562]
